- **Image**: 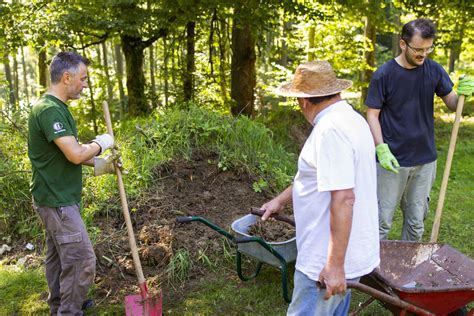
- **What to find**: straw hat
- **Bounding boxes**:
[276,61,352,97]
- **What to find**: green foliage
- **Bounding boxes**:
[104,106,296,198]
[167,248,193,283]
[0,112,40,240]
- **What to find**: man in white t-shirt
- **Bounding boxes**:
[260,61,380,315]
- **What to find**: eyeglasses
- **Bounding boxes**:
[405,41,435,55]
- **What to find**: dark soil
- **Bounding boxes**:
[2,149,295,307]
[247,219,295,242]
[91,149,294,305]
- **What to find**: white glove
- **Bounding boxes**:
[94,153,126,176]
[94,155,115,176]
[91,134,114,155]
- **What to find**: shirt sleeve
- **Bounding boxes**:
[316,127,355,192]
[435,63,454,97]
[38,107,75,142]
[365,71,385,109]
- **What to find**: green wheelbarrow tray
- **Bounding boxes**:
[176,214,296,303]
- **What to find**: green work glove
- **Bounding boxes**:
[94,153,122,176]
[376,143,400,174]
[456,76,474,96]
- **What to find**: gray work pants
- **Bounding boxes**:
[34,202,96,316]
[377,161,437,241]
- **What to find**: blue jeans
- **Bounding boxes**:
[287,270,353,316]
[377,161,437,241]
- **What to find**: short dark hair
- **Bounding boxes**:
[50,51,90,84]
[308,93,338,105]
[401,18,436,43]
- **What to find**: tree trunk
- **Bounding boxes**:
[121,34,149,117]
[21,46,30,105]
[149,43,157,105]
[13,53,19,109]
[230,14,256,117]
[279,22,291,66]
[146,0,157,107]
[391,14,401,57]
[308,25,316,61]
[38,49,48,96]
[184,21,195,102]
[3,53,16,110]
[81,48,98,135]
[113,42,126,119]
[448,26,463,73]
[171,33,177,95]
[163,37,169,107]
[218,18,228,103]
[361,16,376,104]
[101,41,113,105]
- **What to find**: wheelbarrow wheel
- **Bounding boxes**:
[448,306,467,316]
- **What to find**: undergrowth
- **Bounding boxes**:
[1,105,295,241]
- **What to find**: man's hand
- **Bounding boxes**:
[260,199,285,221]
[91,134,114,155]
[94,153,122,176]
[318,264,346,300]
[376,143,399,173]
[456,76,474,96]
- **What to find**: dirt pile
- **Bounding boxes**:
[91,150,295,304]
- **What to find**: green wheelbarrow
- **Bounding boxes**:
[176,211,297,303]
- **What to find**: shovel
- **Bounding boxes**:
[102,101,162,315]
[430,94,466,242]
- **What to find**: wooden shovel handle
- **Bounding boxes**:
[250,207,295,227]
[430,95,465,242]
[102,101,146,285]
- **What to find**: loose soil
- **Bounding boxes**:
[247,219,295,242]
[96,149,297,305]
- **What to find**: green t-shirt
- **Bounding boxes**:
[28,94,82,207]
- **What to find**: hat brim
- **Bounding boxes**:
[275,79,353,98]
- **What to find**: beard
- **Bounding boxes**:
[404,50,426,67]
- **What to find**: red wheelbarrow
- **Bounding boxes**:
[348,240,474,315]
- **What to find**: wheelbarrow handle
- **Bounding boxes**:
[176,215,235,241]
[317,281,434,315]
[250,207,295,227]
[176,216,195,223]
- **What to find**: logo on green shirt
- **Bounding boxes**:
[53,122,66,133]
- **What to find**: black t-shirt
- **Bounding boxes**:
[365,59,453,166]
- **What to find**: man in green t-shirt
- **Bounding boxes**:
[28,51,115,315]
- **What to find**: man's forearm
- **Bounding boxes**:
[327,189,354,266]
[275,185,293,206]
[366,109,384,145]
[441,90,458,112]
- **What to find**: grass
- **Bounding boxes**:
[1,107,473,315]
[0,264,49,315]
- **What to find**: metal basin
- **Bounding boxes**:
[231,214,297,267]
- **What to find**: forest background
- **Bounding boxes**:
[1,0,473,314]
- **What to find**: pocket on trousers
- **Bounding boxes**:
[56,232,82,245]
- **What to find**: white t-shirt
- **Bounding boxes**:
[293,100,380,280]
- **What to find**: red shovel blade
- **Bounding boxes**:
[125,291,162,316]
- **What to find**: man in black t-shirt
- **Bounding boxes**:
[365,18,474,241]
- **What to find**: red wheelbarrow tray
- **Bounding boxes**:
[365,240,474,315]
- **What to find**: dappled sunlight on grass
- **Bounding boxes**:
[0,264,49,314]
